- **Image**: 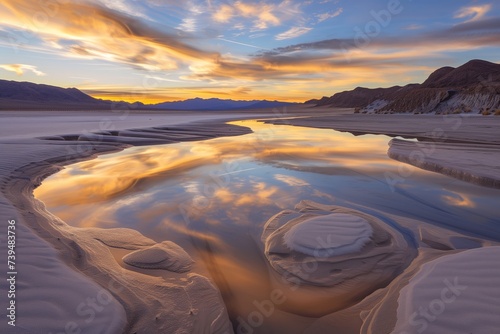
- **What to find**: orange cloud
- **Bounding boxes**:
[0,0,218,72]
[213,4,234,23]
[212,1,290,30]
[454,4,492,22]
[442,192,476,208]
[0,63,45,76]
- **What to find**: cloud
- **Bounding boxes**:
[274,174,309,186]
[454,4,492,22]
[178,17,197,32]
[97,0,150,19]
[81,84,258,103]
[0,64,45,76]
[442,193,476,208]
[316,8,343,23]
[211,1,301,31]
[404,24,423,30]
[260,17,500,56]
[213,4,234,23]
[234,1,281,29]
[218,37,267,50]
[0,0,218,72]
[233,86,252,94]
[275,26,312,40]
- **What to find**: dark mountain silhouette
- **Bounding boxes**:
[0,80,100,104]
[153,97,295,110]
[0,79,294,111]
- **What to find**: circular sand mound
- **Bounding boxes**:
[123,241,194,273]
[284,213,373,258]
[262,201,412,288]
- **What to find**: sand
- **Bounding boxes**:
[123,241,194,272]
[391,246,500,334]
[388,138,500,188]
[283,213,374,257]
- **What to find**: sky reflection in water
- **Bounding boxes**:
[35,120,500,240]
[34,120,500,332]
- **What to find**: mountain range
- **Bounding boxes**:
[2,59,499,113]
[307,59,500,114]
[153,98,294,110]
[0,79,295,111]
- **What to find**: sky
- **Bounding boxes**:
[0,0,500,103]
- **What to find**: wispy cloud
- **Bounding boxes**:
[0,64,45,76]
[218,37,268,50]
[97,0,150,19]
[454,4,492,22]
[316,8,343,23]
[275,26,312,40]
[404,24,424,30]
[178,17,197,32]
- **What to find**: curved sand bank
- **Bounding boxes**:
[388,138,500,188]
[0,114,253,333]
[391,246,500,334]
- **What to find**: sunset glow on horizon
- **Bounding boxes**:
[1,0,500,103]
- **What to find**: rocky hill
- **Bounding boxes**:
[308,60,500,114]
